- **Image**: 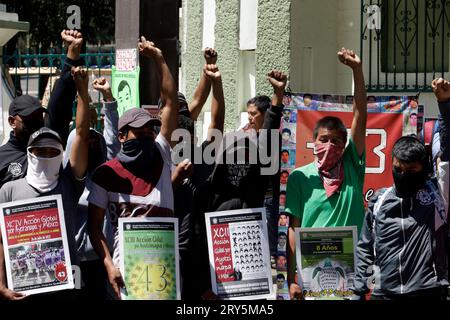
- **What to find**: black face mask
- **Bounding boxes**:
[393,170,428,198]
[118,137,155,176]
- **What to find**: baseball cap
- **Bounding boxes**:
[118,108,162,132]
[27,127,63,147]
[9,95,47,117]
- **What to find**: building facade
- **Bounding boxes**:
[180,0,445,132]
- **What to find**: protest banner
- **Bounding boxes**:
[0,195,74,295]
[205,208,274,300]
[119,217,180,300]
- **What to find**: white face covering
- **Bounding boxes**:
[25,138,64,193]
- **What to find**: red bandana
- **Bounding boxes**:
[314,142,345,197]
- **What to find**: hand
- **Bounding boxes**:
[138,36,163,59]
[61,29,83,60]
[268,70,288,95]
[204,48,218,65]
[106,265,125,299]
[338,48,362,69]
[289,283,304,300]
[71,67,89,94]
[93,77,113,102]
[204,64,221,81]
[172,159,194,186]
[432,78,450,103]
[0,287,26,301]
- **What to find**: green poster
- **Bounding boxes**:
[112,66,140,117]
[119,218,180,300]
[295,227,358,300]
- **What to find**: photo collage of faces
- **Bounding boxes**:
[230,223,266,280]
[276,95,299,300]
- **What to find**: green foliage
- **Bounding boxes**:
[3,0,115,50]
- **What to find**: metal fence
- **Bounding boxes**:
[361,0,450,92]
[3,43,115,100]
[3,44,115,131]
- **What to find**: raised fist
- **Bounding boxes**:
[71,67,89,93]
[268,70,288,94]
[204,48,218,65]
[432,78,450,103]
[92,77,111,93]
[61,29,83,48]
[138,36,162,59]
[338,48,361,69]
[204,64,221,81]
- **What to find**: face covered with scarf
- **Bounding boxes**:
[314,127,346,197]
[117,124,158,175]
[26,138,64,193]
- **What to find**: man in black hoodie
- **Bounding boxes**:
[0,30,84,189]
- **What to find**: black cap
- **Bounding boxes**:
[27,128,63,147]
[9,95,47,117]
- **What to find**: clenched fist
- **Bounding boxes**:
[204,64,221,81]
[432,78,450,103]
[268,70,288,95]
[138,36,162,59]
[204,48,218,65]
[338,48,362,69]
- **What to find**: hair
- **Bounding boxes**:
[177,114,194,135]
[282,128,291,136]
[280,191,286,196]
[392,136,429,172]
[278,232,287,238]
[247,95,271,113]
[281,150,290,155]
[281,170,289,176]
[277,274,286,281]
[313,116,348,141]
[118,80,131,93]
[304,94,313,99]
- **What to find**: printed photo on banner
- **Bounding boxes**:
[118,218,180,300]
[281,148,296,168]
[112,66,141,117]
[295,227,358,300]
[205,208,274,300]
[0,195,74,296]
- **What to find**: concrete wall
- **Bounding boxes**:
[214,0,240,131]
[255,0,291,96]
[182,0,293,131]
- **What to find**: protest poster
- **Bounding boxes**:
[0,195,74,295]
[112,66,140,116]
[205,208,275,300]
[295,227,358,300]
[118,218,180,300]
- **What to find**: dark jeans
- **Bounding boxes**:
[80,260,113,300]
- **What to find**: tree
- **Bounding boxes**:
[4,0,115,53]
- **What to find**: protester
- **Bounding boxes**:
[0,67,90,300]
[87,37,178,299]
[171,52,226,300]
[0,30,84,189]
[352,78,449,299]
[64,77,119,300]
[286,48,367,300]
